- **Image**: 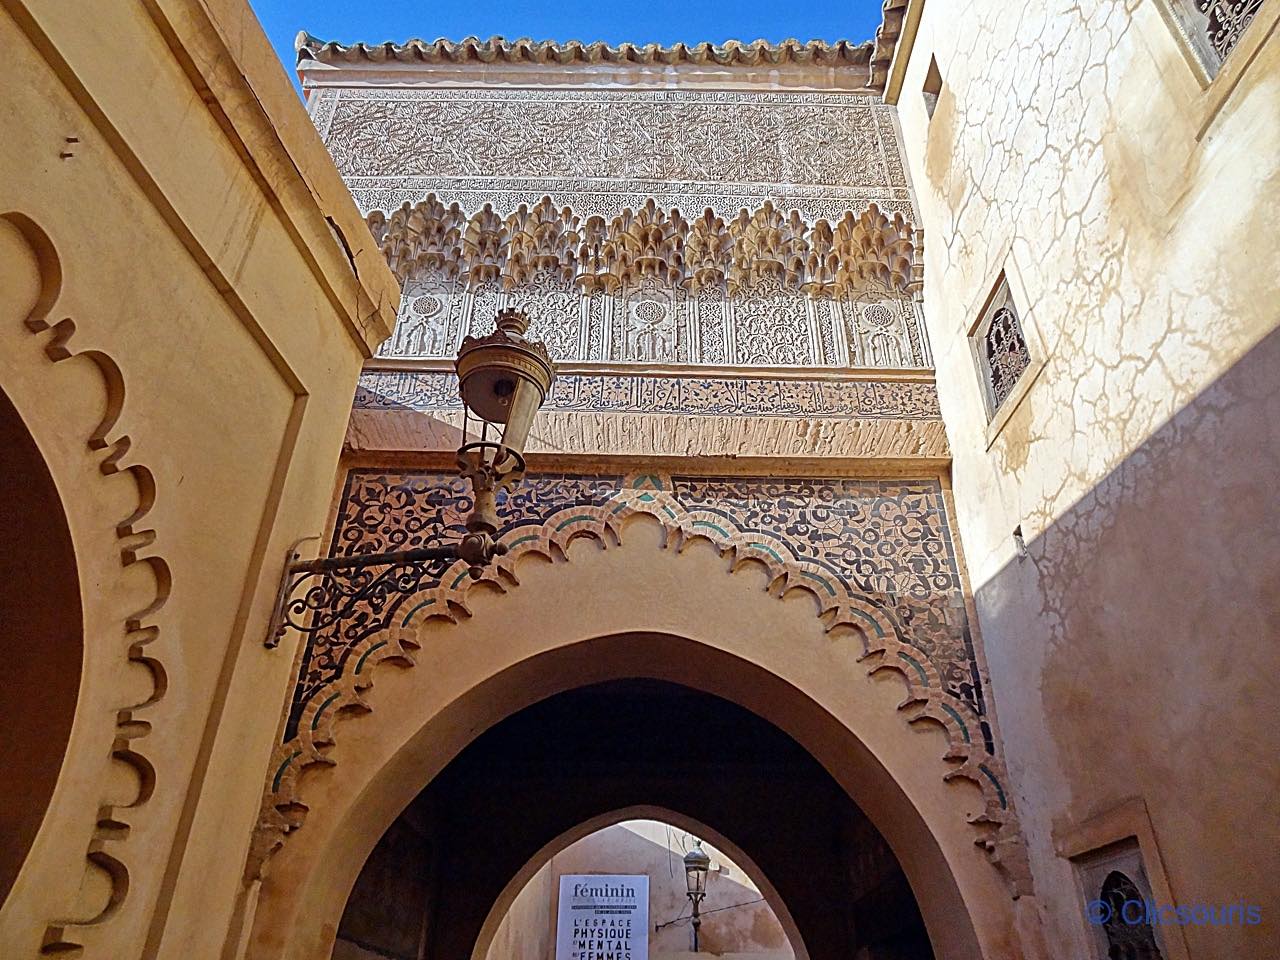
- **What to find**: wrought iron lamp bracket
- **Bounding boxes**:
[263,445,525,649]
[264,306,551,650]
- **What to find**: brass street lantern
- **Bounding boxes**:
[684,840,711,952]
[265,308,554,647]
[454,307,556,577]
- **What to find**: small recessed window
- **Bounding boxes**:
[1158,0,1264,79]
[1097,872,1166,959]
[1074,839,1169,960]
[970,275,1031,420]
[922,56,943,120]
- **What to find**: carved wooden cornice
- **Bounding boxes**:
[368,196,924,300]
[297,10,917,94]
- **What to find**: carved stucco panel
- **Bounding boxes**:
[317,87,917,224]
[731,277,815,366]
[353,370,944,420]
[381,282,925,367]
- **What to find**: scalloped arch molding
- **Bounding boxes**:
[0,212,169,954]
[251,482,1032,910]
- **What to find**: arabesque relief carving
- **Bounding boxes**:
[3,212,169,954]
[250,472,1031,897]
[309,87,913,223]
[369,195,927,366]
[354,370,943,420]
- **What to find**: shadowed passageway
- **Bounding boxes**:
[335,680,933,960]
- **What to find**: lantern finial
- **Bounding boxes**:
[495,307,531,337]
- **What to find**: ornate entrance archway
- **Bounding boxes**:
[245,513,1027,960]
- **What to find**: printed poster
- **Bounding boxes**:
[555,874,649,960]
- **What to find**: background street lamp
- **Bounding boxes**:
[684,840,711,952]
[265,308,554,647]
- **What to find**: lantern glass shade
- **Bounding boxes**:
[498,375,543,457]
[455,308,555,460]
[457,366,549,459]
[684,841,711,897]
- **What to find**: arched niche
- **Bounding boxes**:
[0,384,83,904]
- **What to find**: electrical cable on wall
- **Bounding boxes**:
[655,898,765,930]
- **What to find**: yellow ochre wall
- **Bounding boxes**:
[0,1,396,958]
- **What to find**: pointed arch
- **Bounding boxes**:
[472,806,810,960]
[254,483,1027,892]
[246,514,1024,960]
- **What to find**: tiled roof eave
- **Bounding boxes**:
[296,33,875,73]
[868,0,909,94]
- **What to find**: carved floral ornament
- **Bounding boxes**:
[367,195,924,300]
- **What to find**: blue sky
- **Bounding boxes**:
[248,0,885,90]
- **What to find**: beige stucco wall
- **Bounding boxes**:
[892,1,1279,957]
[243,33,1037,960]
[0,1,395,958]
[486,820,793,960]
[487,859,558,960]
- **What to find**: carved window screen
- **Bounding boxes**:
[1098,871,1166,960]
[1161,0,1266,77]
[1073,837,1170,960]
[971,276,1031,419]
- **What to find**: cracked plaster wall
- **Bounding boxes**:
[895,1,1279,957]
